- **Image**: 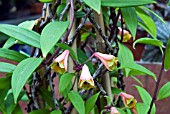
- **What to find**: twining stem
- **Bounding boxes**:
[148,57,165,114]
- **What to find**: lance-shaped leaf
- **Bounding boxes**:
[0,62,16,73]
[164,39,170,70]
[158,82,170,100]
[85,92,100,114]
[121,7,137,40]
[0,48,28,62]
[82,0,101,14]
[59,73,75,94]
[40,21,69,57]
[29,110,51,114]
[135,7,156,39]
[136,103,150,114]
[135,85,156,114]
[0,24,40,48]
[68,91,85,114]
[0,76,11,89]
[133,38,163,49]
[12,58,42,103]
[3,20,36,49]
[101,0,155,7]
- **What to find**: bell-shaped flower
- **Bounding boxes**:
[110,107,120,114]
[51,50,69,74]
[94,52,118,71]
[78,64,95,90]
[118,27,131,42]
[119,92,137,108]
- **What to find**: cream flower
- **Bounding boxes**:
[94,52,118,71]
[110,107,120,114]
[119,92,137,108]
[118,27,131,42]
[78,64,95,90]
[51,50,69,74]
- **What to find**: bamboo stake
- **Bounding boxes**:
[93,9,113,102]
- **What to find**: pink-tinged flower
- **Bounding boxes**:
[78,64,95,90]
[118,27,131,42]
[51,50,69,74]
[93,52,118,71]
[119,92,137,108]
[110,107,120,114]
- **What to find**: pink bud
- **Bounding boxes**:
[110,107,120,114]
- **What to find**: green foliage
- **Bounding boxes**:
[0,48,28,62]
[121,7,137,40]
[0,76,11,89]
[0,24,40,48]
[133,38,163,49]
[12,58,42,103]
[135,7,157,39]
[164,38,170,70]
[0,62,16,73]
[136,103,150,114]
[85,92,100,114]
[68,91,85,114]
[39,0,55,3]
[40,21,69,57]
[59,73,75,94]
[50,110,62,114]
[135,85,156,114]
[82,0,101,14]
[3,20,36,49]
[158,82,170,100]
[101,0,155,7]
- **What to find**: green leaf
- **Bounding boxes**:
[164,39,170,70]
[82,0,101,14]
[118,43,134,66]
[136,103,149,114]
[120,63,156,80]
[12,104,23,114]
[0,76,11,89]
[85,92,100,114]
[101,0,155,7]
[133,38,163,49]
[12,58,42,103]
[0,48,28,62]
[135,85,156,114]
[158,82,170,100]
[68,91,85,114]
[0,62,16,73]
[39,0,54,3]
[130,76,143,87]
[77,48,94,73]
[0,24,40,48]
[116,108,126,114]
[56,43,78,60]
[3,20,36,49]
[135,7,156,39]
[50,110,62,114]
[121,7,137,40]
[39,87,56,109]
[111,87,124,95]
[81,32,90,41]
[0,88,9,106]
[59,73,74,94]
[138,21,156,39]
[29,109,51,114]
[40,21,69,57]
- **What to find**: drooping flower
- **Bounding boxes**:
[78,64,95,90]
[51,50,69,74]
[119,92,137,108]
[118,27,131,42]
[93,52,118,71]
[110,107,120,114]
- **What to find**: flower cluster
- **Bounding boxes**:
[51,50,118,90]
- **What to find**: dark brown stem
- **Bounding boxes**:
[148,57,164,114]
[59,2,71,21]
